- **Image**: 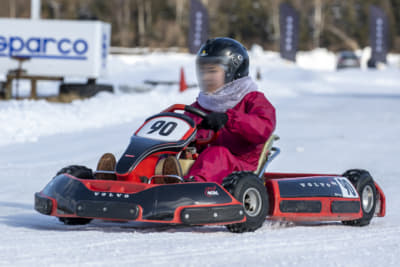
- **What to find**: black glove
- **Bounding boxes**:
[221,174,240,194]
[199,112,228,132]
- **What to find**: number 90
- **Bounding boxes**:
[147,120,178,136]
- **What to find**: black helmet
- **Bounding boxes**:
[196,37,249,83]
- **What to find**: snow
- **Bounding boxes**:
[1,48,400,266]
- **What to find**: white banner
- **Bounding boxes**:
[0,18,111,78]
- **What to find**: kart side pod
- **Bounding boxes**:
[266,176,364,222]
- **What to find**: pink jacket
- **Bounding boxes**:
[187,91,276,169]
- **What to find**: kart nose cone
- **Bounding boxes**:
[34,193,53,215]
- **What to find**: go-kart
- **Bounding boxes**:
[34,104,386,233]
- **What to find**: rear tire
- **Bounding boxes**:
[56,165,94,225]
[341,169,377,226]
[223,172,269,233]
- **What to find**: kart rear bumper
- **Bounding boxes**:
[266,176,364,221]
[265,175,386,221]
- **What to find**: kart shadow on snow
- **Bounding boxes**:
[265,220,342,229]
[0,200,343,232]
[0,211,230,233]
[0,207,344,234]
[0,201,33,211]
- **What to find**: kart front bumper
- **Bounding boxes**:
[34,174,246,225]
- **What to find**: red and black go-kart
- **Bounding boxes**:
[35,104,386,233]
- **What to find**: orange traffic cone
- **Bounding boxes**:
[179,67,188,92]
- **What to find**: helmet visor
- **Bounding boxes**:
[196,56,228,94]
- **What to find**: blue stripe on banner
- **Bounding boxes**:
[0,54,87,60]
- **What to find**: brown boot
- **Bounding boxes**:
[95,153,117,180]
[162,156,183,177]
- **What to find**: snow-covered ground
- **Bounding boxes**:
[1,48,400,266]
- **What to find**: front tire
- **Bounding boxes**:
[223,172,269,233]
[341,169,377,226]
[56,165,94,225]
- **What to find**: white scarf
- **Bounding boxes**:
[197,77,258,112]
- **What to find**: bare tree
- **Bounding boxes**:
[324,24,360,50]
[264,0,281,50]
[137,0,146,46]
[313,0,323,48]
[176,0,184,25]
[47,0,61,19]
[114,0,133,47]
[145,0,152,31]
[9,0,16,17]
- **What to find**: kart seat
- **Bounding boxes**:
[179,159,195,175]
[155,157,194,177]
[254,134,280,177]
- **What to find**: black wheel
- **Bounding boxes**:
[56,165,93,179]
[56,165,94,225]
[223,172,269,233]
[341,169,377,226]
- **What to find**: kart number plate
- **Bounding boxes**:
[137,117,191,141]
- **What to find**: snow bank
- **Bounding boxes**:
[0,49,399,147]
[0,88,199,147]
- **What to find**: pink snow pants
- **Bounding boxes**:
[186,146,255,184]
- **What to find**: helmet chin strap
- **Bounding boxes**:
[224,65,234,83]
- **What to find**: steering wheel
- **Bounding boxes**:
[163,104,219,145]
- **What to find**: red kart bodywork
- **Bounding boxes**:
[34,104,386,229]
[264,172,385,222]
